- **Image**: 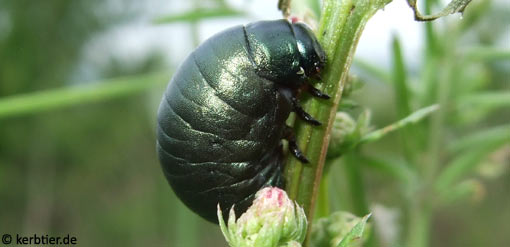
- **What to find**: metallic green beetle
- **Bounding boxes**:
[157,19,328,223]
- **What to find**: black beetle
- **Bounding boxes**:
[157,19,328,223]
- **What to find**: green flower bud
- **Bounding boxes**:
[218,187,307,247]
[327,112,356,158]
[327,110,372,160]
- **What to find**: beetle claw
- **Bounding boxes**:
[284,125,310,163]
[300,113,321,126]
[307,84,330,99]
[289,142,309,163]
[294,104,322,125]
[290,94,322,125]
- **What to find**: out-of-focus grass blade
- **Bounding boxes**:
[0,72,169,119]
[392,35,412,118]
[154,8,245,24]
[353,59,392,84]
[392,35,419,163]
[421,0,441,106]
[438,179,484,205]
[458,92,510,109]
[435,139,509,191]
[464,47,510,61]
[359,104,439,144]
[358,155,415,185]
[448,125,510,153]
[336,213,371,247]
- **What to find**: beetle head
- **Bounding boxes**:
[291,22,326,81]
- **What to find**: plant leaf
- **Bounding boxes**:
[464,47,510,61]
[336,214,371,247]
[359,104,439,144]
[458,92,510,109]
[448,125,510,153]
[435,139,509,191]
[392,35,411,118]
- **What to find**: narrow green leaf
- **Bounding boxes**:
[435,139,509,191]
[0,72,169,119]
[464,47,510,61]
[337,214,371,247]
[359,104,439,144]
[448,125,510,153]
[392,35,419,163]
[392,35,411,118]
[438,179,483,205]
[153,8,245,24]
[458,92,510,109]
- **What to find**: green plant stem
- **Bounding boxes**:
[407,202,431,247]
[315,172,331,219]
[344,152,376,247]
[283,0,391,245]
[344,153,369,216]
[404,2,440,246]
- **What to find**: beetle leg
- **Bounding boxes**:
[305,84,330,99]
[284,125,309,163]
[290,94,322,126]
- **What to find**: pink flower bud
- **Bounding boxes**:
[218,187,307,247]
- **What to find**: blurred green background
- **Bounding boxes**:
[0,0,508,246]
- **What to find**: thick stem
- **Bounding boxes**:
[344,153,369,216]
[406,202,432,247]
[315,172,331,219]
[345,152,377,247]
[284,0,392,245]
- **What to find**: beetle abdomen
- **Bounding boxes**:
[157,24,291,223]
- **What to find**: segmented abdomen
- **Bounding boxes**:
[156,25,290,223]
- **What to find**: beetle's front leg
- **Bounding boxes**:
[278,86,323,126]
